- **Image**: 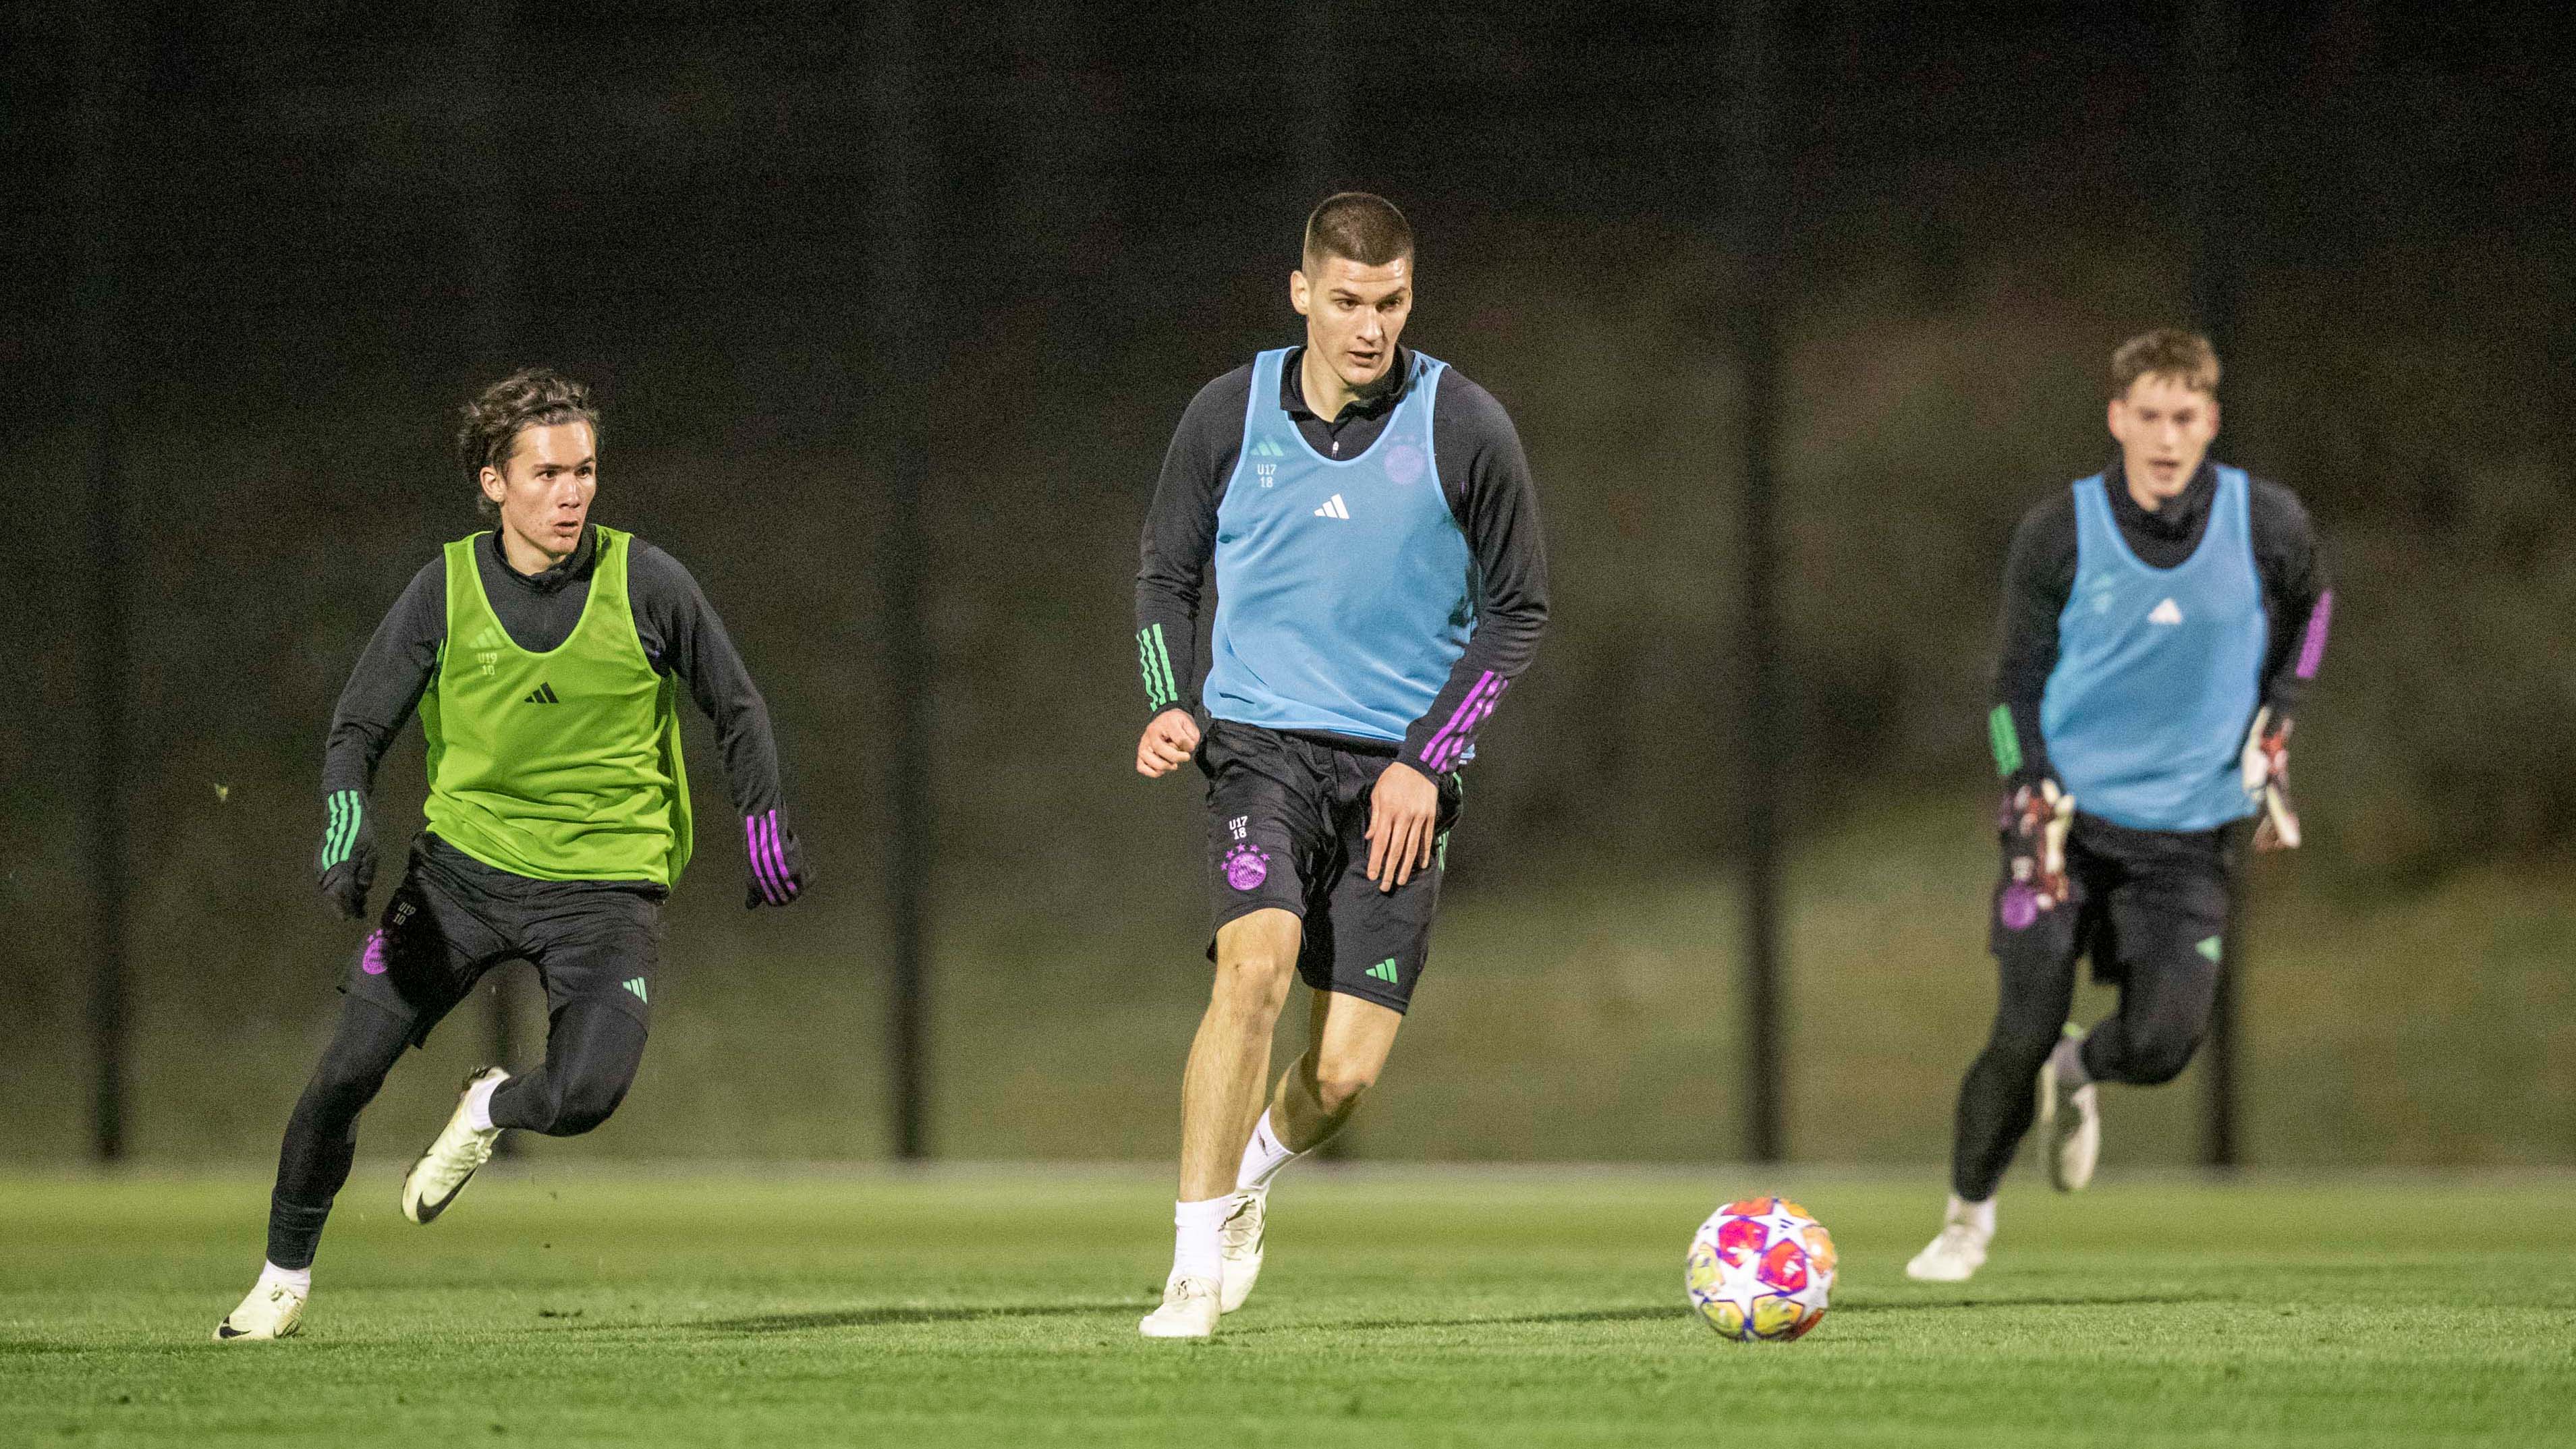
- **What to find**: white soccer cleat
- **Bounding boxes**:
[1905,1218,1991,1283]
[401,1067,507,1225]
[2039,1035,2102,1193]
[1138,1275,1222,1339]
[2047,1081,2102,1193]
[1217,1185,1268,1314]
[213,1280,306,1342]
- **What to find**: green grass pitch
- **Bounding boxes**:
[5,1167,2571,1446]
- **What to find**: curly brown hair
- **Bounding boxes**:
[456,368,602,517]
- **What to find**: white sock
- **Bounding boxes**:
[463,1072,505,1133]
[2050,1032,2092,1088]
[1171,1197,1230,1284]
[258,1259,312,1294]
[1235,1110,1301,1192]
[1946,1193,1996,1239]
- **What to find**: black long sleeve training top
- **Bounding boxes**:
[321,525,786,815]
[1992,459,2330,783]
[1133,345,1550,765]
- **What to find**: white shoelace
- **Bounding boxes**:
[451,1127,497,1169]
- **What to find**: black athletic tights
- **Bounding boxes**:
[266,994,648,1270]
[1949,816,2236,1203]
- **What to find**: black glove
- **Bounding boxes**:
[316,789,378,920]
[743,807,807,909]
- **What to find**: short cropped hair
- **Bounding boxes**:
[457,368,601,516]
[1303,192,1414,270]
[2110,329,2220,400]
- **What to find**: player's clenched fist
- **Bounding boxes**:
[1136,708,1202,778]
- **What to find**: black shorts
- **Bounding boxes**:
[1989,811,2244,986]
[343,834,666,1047]
[1199,718,1461,1014]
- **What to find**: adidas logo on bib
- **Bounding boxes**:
[1313,494,1350,520]
[2148,598,2183,625]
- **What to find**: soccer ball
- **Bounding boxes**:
[1685,1196,1836,1341]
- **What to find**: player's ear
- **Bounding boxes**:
[1289,268,1311,317]
[479,465,507,505]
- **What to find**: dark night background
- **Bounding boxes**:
[3,2,2570,1166]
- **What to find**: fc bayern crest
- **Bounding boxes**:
[1223,843,1270,892]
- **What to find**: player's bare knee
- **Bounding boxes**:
[1308,1042,1382,1114]
[1311,1063,1377,1115]
[1210,950,1295,1015]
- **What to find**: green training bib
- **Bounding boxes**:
[420,526,692,886]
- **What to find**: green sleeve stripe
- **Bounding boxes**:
[1987,705,2023,778]
[1138,625,1179,711]
[1154,625,1180,707]
[325,790,362,868]
[1135,631,1161,708]
[1151,626,1179,707]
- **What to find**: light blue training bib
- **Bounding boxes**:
[1202,349,1476,743]
[2040,465,2268,832]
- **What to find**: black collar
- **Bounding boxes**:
[2104,457,2216,540]
[484,523,598,594]
[1281,345,1413,423]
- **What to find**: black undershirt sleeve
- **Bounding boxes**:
[1132,368,1250,721]
[2249,480,2331,723]
[628,543,785,818]
[1399,372,1550,772]
[320,559,447,800]
[1989,494,2077,784]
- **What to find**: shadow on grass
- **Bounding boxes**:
[594,1301,1140,1334]
[556,1291,2224,1340]
[1840,1294,2222,1313]
[1234,1293,2222,1334]
[1232,1305,1679,1334]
